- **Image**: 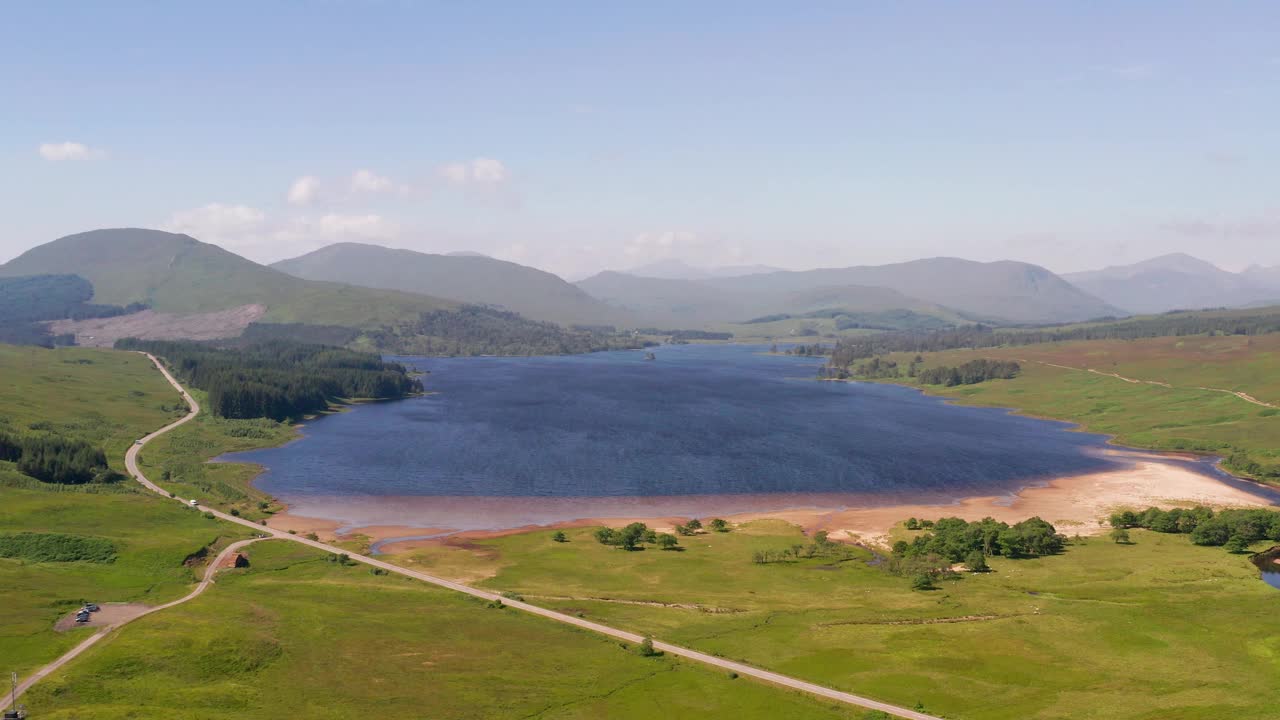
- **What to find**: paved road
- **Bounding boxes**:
[3,538,259,713]
[18,352,944,720]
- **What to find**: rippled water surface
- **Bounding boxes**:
[222,344,1149,515]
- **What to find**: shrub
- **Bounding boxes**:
[638,637,660,657]
[0,532,116,563]
[911,573,936,591]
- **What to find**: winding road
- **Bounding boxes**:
[8,353,943,720]
[4,538,259,713]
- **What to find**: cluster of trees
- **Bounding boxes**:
[0,430,118,485]
[239,322,362,347]
[1109,506,1280,551]
[380,306,651,356]
[751,530,849,564]
[893,516,1066,563]
[746,309,951,332]
[116,339,423,421]
[916,359,1020,386]
[1223,449,1280,481]
[786,343,829,357]
[0,274,145,347]
[593,522,680,551]
[0,532,117,563]
[826,307,1280,368]
[635,328,734,341]
[674,517,727,535]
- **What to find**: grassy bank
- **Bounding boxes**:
[23,540,864,720]
[134,387,295,521]
[389,520,1280,719]
[839,334,1280,482]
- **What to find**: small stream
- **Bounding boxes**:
[1253,546,1280,591]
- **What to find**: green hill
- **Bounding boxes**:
[272,242,629,327]
[0,229,457,327]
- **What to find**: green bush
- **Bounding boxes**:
[0,532,116,563]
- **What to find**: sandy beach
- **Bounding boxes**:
[266,450,1279,553]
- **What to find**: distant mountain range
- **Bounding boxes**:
[1063,253,1280,314]
[7,229,1276,352]
[272,242,629,326]
[579,257,1121,326]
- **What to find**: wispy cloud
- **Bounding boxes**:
[38,141,103,161]
[163,202,400,261]
[287,176,321,206]
[439,157,510,187]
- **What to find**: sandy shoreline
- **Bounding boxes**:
[266,452,1279,553]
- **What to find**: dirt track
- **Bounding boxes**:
[5,538,258,712]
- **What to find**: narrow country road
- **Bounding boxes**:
[14,353,944,720]
[3,538,259,713]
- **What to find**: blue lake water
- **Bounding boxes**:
[220,344,1237,532]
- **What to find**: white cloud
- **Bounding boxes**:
[313,213,401,240]
[38,141,101,161]
[439,157,510,186]
[620,230,746,270]
[350,169,391,194]
[287,176,321,206]
[163,202,402,262]
[165,203,267,241]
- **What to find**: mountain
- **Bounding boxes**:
[1064,253,1280,314]
[579,257,1118,327]
[626,259,784,280]
[0,229,456,327]
[272,243,628,326]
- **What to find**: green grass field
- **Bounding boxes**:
[0,345,250,677]
[23,540,865,720]
[390,520,1280,719]
[0,345,874,718]
[0,345,187,469]
[850,334,1280,481]
[135,388,295,520]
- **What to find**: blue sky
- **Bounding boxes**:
[2,1,1278,276]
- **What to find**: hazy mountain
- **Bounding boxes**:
[0,229,456,327]
[626,259,784,280]
[1064,253,1280,314]
[709,258,1120,324]
[273,242,628,326]
[581,257,1118,326]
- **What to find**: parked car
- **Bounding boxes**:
[83,603,100,612]
[189,499,199,507]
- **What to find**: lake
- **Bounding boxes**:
[220,344,1217,532]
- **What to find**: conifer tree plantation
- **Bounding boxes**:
[115,339,423,421]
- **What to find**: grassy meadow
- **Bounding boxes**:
[23,540,865,720]
[389,520,1280,720]
[0,345,187,469]
[134,387,295,521]
[855,334,1280,481]
[0,346,250,676]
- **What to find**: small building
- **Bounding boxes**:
[221,548,248,566]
